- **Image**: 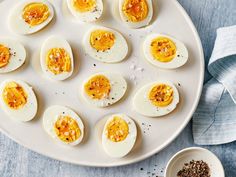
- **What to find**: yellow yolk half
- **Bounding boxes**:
[84,75,111,99]
[90,30,115,52]
[72,0,96,12]
[46,48,71,75]
[3,82,27,110]
[106,116,129,142]
[150,37,177,62]
[148,84,174,107]
[0,44,10,68]
[122,0,148,22]
[54,115,81,143]
[22,2,50,26]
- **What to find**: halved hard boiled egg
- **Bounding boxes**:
[0,79,38,122]
[43,105,84,146]
[133,81,179,117]
[143,34,188,69]
[40,36,74,81]
[67,0,103,22]
[83,26,128,63]
[9,0,54,35]
[82,72,127,107]
[0,38,26,73]
[102,113,137,158]
[119,0,153,28]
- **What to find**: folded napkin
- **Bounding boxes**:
[193,25,236,145]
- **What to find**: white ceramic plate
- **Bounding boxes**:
[165,147,225,177]
[0,0,204,166]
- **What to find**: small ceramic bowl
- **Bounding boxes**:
[165,147,225,177]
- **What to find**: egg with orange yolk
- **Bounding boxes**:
[82,72,127,107]
[40,36,74,81]
[119,0,153,28]
[102,113,137,158]
[67,0,103,22]
[43,105,84,146]
[143,34,188,69]
[9,0,54,35]
[0,79,38,122]
[0,38,26,73]
[83,26,128,63]
[133,81,179,117]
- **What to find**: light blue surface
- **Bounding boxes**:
[1,0,236,177]
[193,25,236,145]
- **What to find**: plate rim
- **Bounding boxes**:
[0,0,205,167]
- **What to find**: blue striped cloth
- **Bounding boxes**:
[193,25,236,145]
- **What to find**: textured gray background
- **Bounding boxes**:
[1,0,236,176]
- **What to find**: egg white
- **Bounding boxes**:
[82,72,127,108]
[40,36,74,81]
[9,0,54,35]
[0,79,38,122]
[119,0,153,28]
[0,38,26,73]
[43,105,84,146]
[67,0,103,22]
[102,113,137,158]
[143,34,189,69]
[133,81,179,117]
[83,26,128,63]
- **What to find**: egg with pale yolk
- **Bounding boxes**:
[0,79,38,122]
[133,81,179,117]
[0,38,26,73]
[43,105,84,146]
[143,34,189,69]
[40,36,74,81]
[119,0,153,28]
[67,0,103,22]
[82,72,127,107]
[83,26,128,63]
[102,113,137,158]
[9,0,54,35]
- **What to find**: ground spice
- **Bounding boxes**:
[177,160,211,177]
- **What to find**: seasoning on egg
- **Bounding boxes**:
[177,160,211,177]
[0,44,11,68]
[22,2,50,26]
[84,75,111,99]
[46,48,71,75]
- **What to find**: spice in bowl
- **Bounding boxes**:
[177,160,211,177]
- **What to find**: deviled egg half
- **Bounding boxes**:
[9,0,54,34]
[43,105,84,146]
[0,38,26,73]
[83,26,128,63]
[143,34,188,69]
[119,0,153,28]
[133,81,179,117]
[40,36,74,81]
[0,79,38,122]
[102,113,137,158]
[67,0,103,22]
[82,72,127,108]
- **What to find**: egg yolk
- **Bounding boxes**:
[46,48,71,75]
[3,82,27,110]
[150,37,177,62]
[22,2,50,26]
[148,84,174,107]
[54,115,81,143]
[106,116,129,142]
[84,75,111,99]
[90,30,115,52]
[72,0,96,12]
[122,0,148,22]
[0,44,10,68]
